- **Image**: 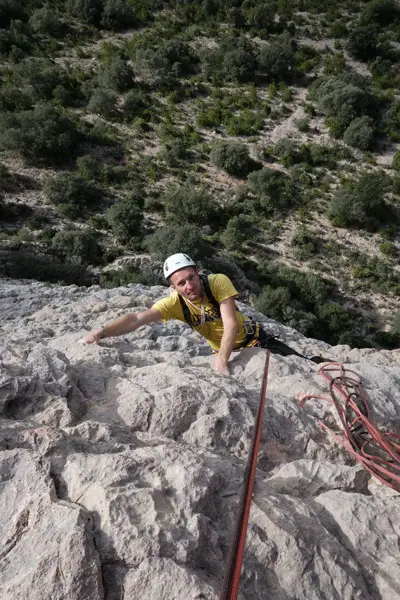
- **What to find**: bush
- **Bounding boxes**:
[347,24,379,61]
[0,104,79,166]
[76,154,103,182]
[163,184,216,226]
[5,252,93,286]
[220,216,252,251]
[101,0,138,29]
[98,57,134,92]
[29,5,66,37]
[392,151,400,171]
[255,285,292,321]
[0,0,27,28]
[87,88,118,119]
[66,0,103,26]
[159,139,189,167]
[247,168,298,214]
[100,265,160,288]
[343,116,375,150]
[45,172,100,218]
[12,58,77,104]
[210,140,258,178]
[257,33,297,83]
[328,171,392,230]
[107,195,144,245]
[0,85,32,112]
[122,88,149,121]
[52,230,102,265]
[359,0,399,28]
[201,36,257,84]
[310,73,377,134]
[134,40,198,88]
[145,224,213,262]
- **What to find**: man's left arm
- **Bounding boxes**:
[215,296,238,375]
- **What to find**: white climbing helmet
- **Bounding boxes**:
[163,253,196,280]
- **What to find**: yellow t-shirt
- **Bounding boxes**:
[152,273,251,351]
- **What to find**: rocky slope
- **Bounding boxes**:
[1,278,399,600]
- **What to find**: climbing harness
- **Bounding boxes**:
[220,351,271,600]
[178,273,259,348]
[300,362,400,492]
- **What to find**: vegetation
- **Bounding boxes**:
[0,0,400,350]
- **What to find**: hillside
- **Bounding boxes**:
[1,277,400,599]
[1,0,400,350]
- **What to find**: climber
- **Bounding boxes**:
[82,253,327,375]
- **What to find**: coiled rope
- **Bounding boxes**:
[299,362,400,492]
[219,350,271,600]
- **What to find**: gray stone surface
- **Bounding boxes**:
[0,277,399,600]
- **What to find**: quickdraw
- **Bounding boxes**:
[300,362,400,492]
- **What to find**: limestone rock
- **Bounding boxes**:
[0,278,399,600]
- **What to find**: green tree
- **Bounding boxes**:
[343,116,375,150]
[98,57,135,92]
[52,230,102,265]
[347,24,379,61]
[145,224,213,262]
[257,33,296,83]
[101,0,138,29]
[359,0,399,28]
[328,172,392,231]
[210,140,258,178]
[45,172,100,217]
[87,88,118,119]
[163,184,216,226]
[107,195,144,244]
[0,104,79,166]
[29,4,66,37]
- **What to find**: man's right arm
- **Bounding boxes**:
[81,308,163,344]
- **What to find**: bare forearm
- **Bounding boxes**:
[97,313,141,338]
[218,323,238,362]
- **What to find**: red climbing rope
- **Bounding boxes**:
[300,362,400,492]
[219,351,271,600]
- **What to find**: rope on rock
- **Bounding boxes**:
[300,362,400,492]
[219,350,271,600]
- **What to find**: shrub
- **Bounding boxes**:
[29,5,66,37]
[122,88,149,121]
[145,224,213,262]
[0,85,32,112]
[247,168,298,214]
[347,24,379,61]
[52,230,102,265]
[392,151,400,171]
[5,252,93,286]
[343,116,375,150]
[210,140,258,178]
[0,104,79,166]
[76,154,103,182]
[12,58,76,104]
[66,0,103,26]
[101,0,138,29]
[107,195,144,244]
[220,216,252,251]
[100,265,160,288]
[328,171,392,231]
[45,173,100,218]
[225,109,264,136]
[163,184,216,226]
[98,57,134,92]
[159,139,189,167]
[257,33,296,83]
[87,88,118,119]
[201,36,257,84]
[0,0,27,27]
[359,0,399,28]
[134,40,198,88]
[310,73,377,134]
[255,285,292,321]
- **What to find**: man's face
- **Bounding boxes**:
[170,267,202,300]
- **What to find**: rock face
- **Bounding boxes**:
[0,278,399,600]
